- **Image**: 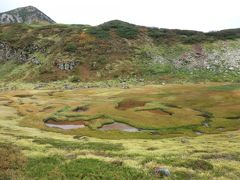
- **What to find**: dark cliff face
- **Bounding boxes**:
[0,6,55,24]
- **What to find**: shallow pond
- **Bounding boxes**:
[99,122,139,132]
[45,120,85,130]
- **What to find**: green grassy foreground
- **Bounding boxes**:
[0,82,240,179]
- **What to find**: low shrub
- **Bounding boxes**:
[64,42,77,53]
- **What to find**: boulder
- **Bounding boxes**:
[154,167,170,177]
[31,56,41,65]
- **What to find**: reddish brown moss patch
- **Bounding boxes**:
[116,99,147,110]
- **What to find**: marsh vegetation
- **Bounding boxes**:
[0,82,239,179]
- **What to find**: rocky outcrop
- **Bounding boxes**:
[0,42,28,62]
[175,45,208,70]
[149,44,240,72]
[174,45,240,71]
[0,41,78,70]
[57,61,76,71]
[0,6,55,24]
[0,42,41,64]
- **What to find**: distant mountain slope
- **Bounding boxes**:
[0,6,55,24]
[0,20,239,83]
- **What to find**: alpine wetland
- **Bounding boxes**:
[0,1,240,179]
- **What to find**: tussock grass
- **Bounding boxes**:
[33,138,124,151]
[0,143,26,179]
[25,156,150,179]
[208,84,240,91]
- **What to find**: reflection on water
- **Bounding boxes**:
[99,122,139,132]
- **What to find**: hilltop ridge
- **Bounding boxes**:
[0,8,239,83]
[0,6,55,24]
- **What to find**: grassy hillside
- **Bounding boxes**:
[0,21,240,83]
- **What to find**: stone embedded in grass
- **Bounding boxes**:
[180,138,190,143]
[195,131,203,135]
[120,82,130,89]
[150,131,161,135]
[203,122,209,127]
[153,167,170,177]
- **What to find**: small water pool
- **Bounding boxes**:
[44,119,85,130]
[99,122,139,132]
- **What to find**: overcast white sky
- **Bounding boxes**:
[1,0,240,32]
